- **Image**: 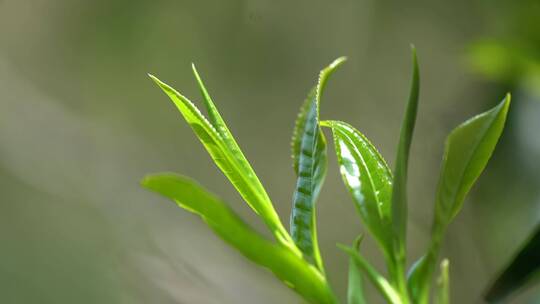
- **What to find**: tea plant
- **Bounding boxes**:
[142,48,510,303]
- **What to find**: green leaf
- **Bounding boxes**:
[148,74,294,250]
[290,99,327,265]
[485,223,540,302]
[141,173,336,304]
[435,94,510,225]
[290,57,346,270]
[291,57,347,174]
[408,94,511,303]
[436,259,449,304]
[321,120,393,256]
[291,88,316,174]
[407,254,428,302]
[348,236,367,304]
[391,46,419,272]
[339,244,402,304]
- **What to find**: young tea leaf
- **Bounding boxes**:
[391,46,420,275]
[322,120,393,256]
[435,94,510,225]
[436,259,449,304]
[290,100,327,265]
[408,94,511,303]
[290,57,346,270]
[141,173,336,304]
[339,244,402,304]
[148,74,294,250]
[291,88,317,174]
[348,236,367,304]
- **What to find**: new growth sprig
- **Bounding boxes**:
[142,47,510,303]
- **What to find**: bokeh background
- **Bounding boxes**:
[1,1,539,303]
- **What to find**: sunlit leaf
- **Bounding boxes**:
[148,74,294,249]
[408,94,511,303]
[141,173,336,304]
[290,57,346,270]
[322,120,393,256]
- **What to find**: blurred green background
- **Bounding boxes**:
[0,0,539,303]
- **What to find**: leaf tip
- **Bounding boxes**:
[353,235,365,250]
[497,92,511,115]
[191,63,200,77]
[441,258,449,269]
[331,56,348,68]
[147,73,158,82]
[140,174,156,189]
[505,92,511,104]
[148,74,166,88]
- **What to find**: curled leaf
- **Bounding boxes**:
[290,57,346,269]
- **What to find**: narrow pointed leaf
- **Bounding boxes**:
[292,88,317,174]
[408,94,511,303]
[290,57,346,269]
[141,173,336,304]
[391,46,419,270]
[436,259,449,304]
[291,57,347,174]
[148,74,293,249]
[485,223,540,302]
[348,236,367,304]
[339,245,402,304]
[322,120,393,255]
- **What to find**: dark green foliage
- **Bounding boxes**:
[485,224,540,302]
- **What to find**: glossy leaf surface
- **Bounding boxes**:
[290,57,346,269]
[408,94,511,303]
[141,173,336,304]
[149,74,293,248]
[322,120,393,254]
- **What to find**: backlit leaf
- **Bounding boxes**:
[141,173,336,304]
[148,74,294,250]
